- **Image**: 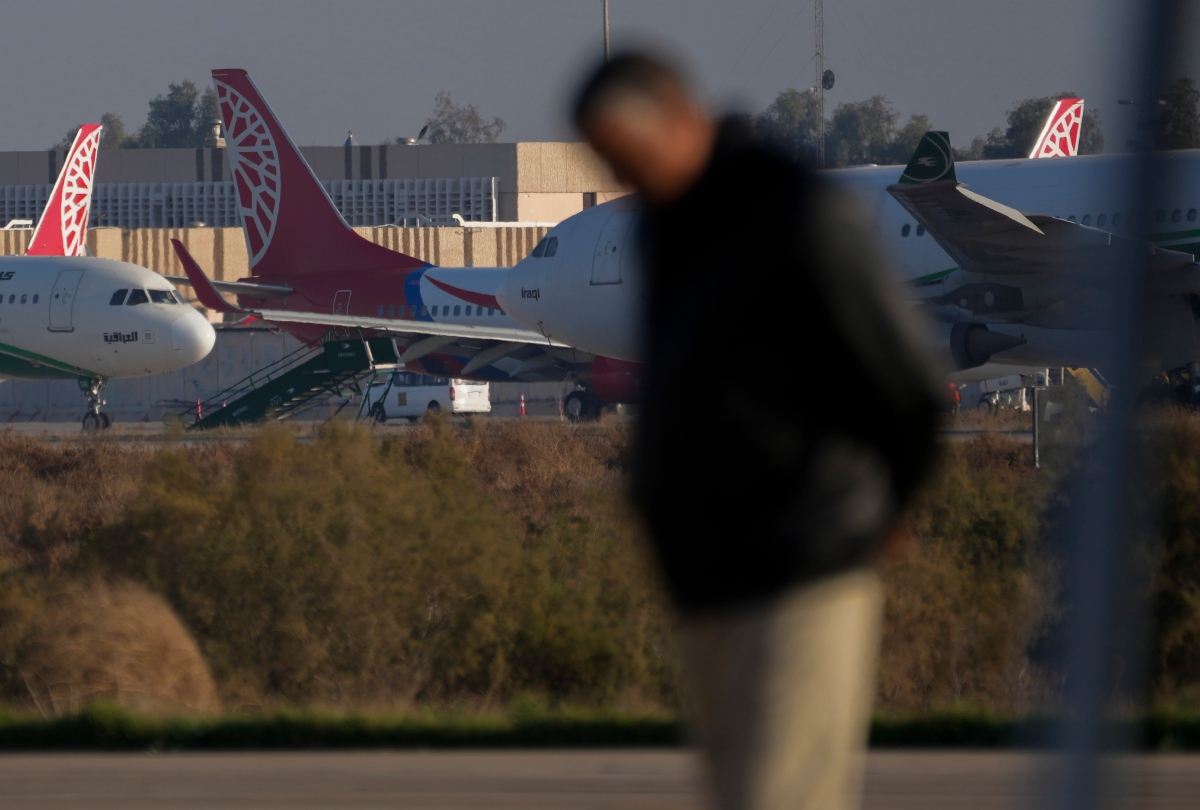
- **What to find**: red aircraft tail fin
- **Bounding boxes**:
[211,68,427,278]
[26,124,102,257]
[1029,98,1084,158]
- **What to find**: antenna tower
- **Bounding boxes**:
[815,0,825,169]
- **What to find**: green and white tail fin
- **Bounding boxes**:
[899,131,956,185]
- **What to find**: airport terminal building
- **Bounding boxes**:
[0,141,626,229]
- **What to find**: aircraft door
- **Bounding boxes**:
[48,269,85,332]
[333,290,352,315]
[591,211,634,285]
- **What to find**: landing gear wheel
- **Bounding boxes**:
[78,377,109,433]
[564,391,600,423]
[370,403,387,424]
[100,413,112,429]
[427,401,442,416]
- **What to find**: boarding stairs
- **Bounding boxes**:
[182,332,400,430]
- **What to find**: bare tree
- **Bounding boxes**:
[423,92,506,144]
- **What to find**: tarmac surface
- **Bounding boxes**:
[0,421,1032,444]
[0,750,1197,809]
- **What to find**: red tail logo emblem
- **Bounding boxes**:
[214,79,281,264]
[27,124,102,257]
[1029,98,1084,159]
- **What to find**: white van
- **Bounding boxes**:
[363,371,491,422]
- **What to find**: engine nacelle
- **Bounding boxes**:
[933,322,1027,371]
[582,356,642,405]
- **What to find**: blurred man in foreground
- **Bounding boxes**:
[573,54,941,810]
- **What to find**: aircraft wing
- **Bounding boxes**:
[889,132,1199,323]
[168,240,583,378]
[252,308,569,348]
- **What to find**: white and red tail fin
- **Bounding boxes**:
[211,68,426,278]
[1029,98,1084,158]
[26,124,102,257]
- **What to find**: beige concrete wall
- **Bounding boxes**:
[0,223,548,285]
[498,192,585,223]
[515,142,622,192]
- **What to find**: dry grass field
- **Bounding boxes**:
[0,413,1197,719]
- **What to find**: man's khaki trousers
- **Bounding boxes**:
[678,568,883,810]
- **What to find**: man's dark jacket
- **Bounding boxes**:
[633,119,941,614]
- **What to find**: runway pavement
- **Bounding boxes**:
[0,749,1197,809]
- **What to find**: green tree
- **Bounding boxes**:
[1154,77,1200,151]
[827,95,899,167]
[979,93,1104,159]
[54,112,127,150]
[194,87,221,144]
[890,113,933,164]
[423,92,506,144]
[954,133,992,162]
[753,88,823,167]
[126,81,221,149]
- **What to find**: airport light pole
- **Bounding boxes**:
[603,0,610,62]
[815,0,825,169]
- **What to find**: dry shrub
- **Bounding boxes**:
[0,433,152,574]
[1152,413,1200,704]
[15,416,1200,715]
[82,419,673,710]
[878,433,1058,713]
[19,579,218,716]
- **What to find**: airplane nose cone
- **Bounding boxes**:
[172,311,216,366]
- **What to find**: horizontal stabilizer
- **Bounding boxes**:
[163,274,293,299]
[169,239,245,314]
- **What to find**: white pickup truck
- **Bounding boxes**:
[363,371,491,422]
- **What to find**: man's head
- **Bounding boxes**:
[573,52,716,206]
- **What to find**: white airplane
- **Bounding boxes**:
[0,124,216,429]
[500,102,1200,401]
[189,71,1188,422]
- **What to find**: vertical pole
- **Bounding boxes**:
[1032,387,1041,469]
[604,0,611,62]
[815,0,825,169]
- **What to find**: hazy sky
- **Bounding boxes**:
[0,1,1161,152]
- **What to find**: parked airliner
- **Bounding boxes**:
[0,124,216,429]
[182,70,1187,421]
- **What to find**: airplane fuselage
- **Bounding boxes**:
[0,257,215,381]
[501,151,1200,374]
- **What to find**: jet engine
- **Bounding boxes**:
[934,322,1026,371]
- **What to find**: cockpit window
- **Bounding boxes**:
[531,238,547,259]
[149,289,177,305]
[172,290,187,304]
[543,236,558,258]
[109,289,128,306]
[126,289,149,306]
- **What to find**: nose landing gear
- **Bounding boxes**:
[79,377,111,432]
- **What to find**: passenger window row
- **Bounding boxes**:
[0,293,38,304]
[110,288,185,306]
[374,303,506,318]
